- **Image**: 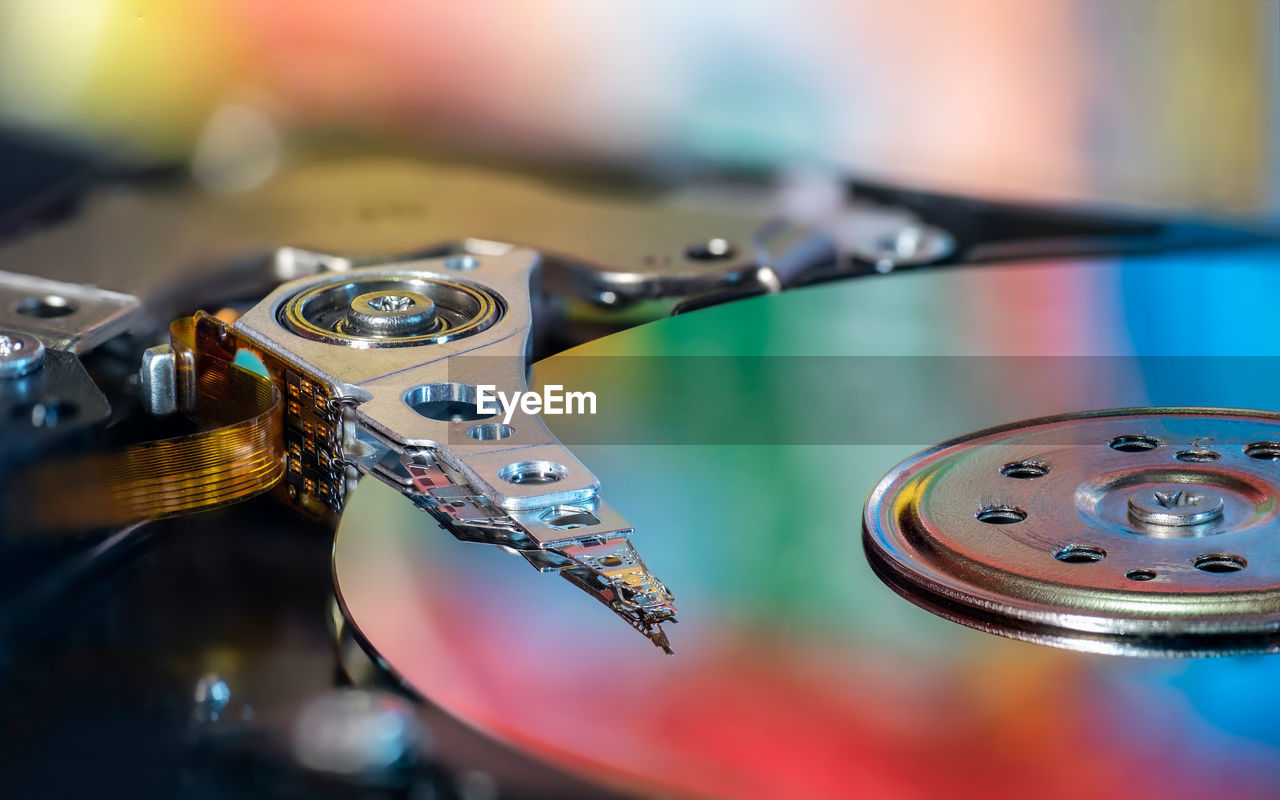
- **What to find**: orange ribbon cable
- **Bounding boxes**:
[11,314,285,532]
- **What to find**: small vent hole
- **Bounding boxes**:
[976,505,1027,525]
[1055,544,1106,563]
[1194,554,1246,573]
[1000,460,1049,479]
[1245,442,1280,461]
[1109,435,1160,453]
[1176,449,1220,463]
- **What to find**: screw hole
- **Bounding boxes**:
[1194,554,1246,573]
[976,505,1027,525]
[15,295,77,318]
[540,506,601,530]
[1055,544,1106,563]
[1109,435,1160,453]
[467,423,514,441]
[1176,449,1220,463]
[499,460,567,485]
[1000,460,1049,479]
[1125,569,1157,582]
[11,399,78,427]
[684,238,735,261]
[404,382,494,422]
[444,255,479,271]
[1245,441,1280,461]
[599,556,623,567]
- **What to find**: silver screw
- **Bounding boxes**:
[1153,489,1201,509]
[367,294,415,312]
[0,331,45,379]
[346,290,437,337]
[1128,484,1224,527]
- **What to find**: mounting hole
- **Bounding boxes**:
[1000,460,1049,479]
[1245,441,1280,461]
[540,506,601,530]
[467,422,514,440]
[444,255,480,271]
[404,382,494,422]
[499,460,567,485]
[1176,449,1221,463]
[1194,554,1246,573]
[1055,544,1106,563]
[1109,435,1160,453]
[1125,569,1157,582]
[599,555,623,567]
[14,295,77,318]
[684,238,735,261]
[976,505,1027,525]
[11,399,78,427]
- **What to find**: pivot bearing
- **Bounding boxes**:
[279,274,502,348]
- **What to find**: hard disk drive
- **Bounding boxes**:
[1,8,1280,798]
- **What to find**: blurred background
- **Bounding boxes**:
[0,0,1276,215]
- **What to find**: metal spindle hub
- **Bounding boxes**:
[863,408,1280,656]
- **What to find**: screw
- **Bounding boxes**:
[1128,484,1224,527]
[0,331,45,379]
[346,290,437,337]
[367,294,414,312]
[1153,489,1201,509]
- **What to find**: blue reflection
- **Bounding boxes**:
[1122,245,1280,408]
[1108,244,1280,749]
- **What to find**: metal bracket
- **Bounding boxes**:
[233,247,676,651]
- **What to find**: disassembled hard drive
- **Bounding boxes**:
[2,41,1280,800]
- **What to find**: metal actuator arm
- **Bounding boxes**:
[232,248,677,652]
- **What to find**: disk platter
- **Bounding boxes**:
[336,243,1280,800]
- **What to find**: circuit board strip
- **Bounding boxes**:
[8,314,285,532]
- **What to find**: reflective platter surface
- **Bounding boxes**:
[337,244,1280,799]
